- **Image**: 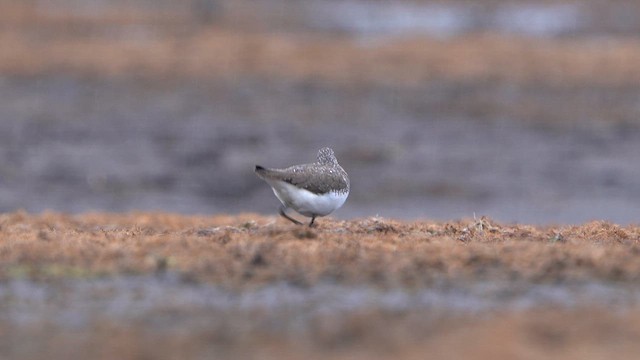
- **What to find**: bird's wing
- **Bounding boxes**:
[257,164,347,195]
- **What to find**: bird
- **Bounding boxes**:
[255,147,350,227]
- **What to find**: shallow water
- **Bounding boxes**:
[218,0,640,38]
[307,1,584,37]
[27,0,640,38]
[1,77,640,224]
[2,276,639,331]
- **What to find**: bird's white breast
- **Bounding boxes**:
[266,180,348,217]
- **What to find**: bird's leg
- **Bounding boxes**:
[309,216,316,227]
[279,206,303,225]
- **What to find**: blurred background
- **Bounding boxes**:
[1,0,640,223]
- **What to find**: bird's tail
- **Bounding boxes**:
[254,165,269,179]
[255,165,288,183]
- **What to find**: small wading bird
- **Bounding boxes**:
[255,147,350,227]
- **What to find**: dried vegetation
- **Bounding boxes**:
[3,28,640,86]
[1,212,639,286]
[2,3,640,86]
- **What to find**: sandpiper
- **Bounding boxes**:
[255,147,350,227]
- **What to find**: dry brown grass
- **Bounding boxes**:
[1,211,639,286]
[3,23,640,86]
[3,212,640,360]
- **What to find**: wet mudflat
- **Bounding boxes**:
[1,212,640,359]
[4,277,640,360]
[2,2,640,223]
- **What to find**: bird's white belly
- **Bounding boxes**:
[267,180,348,217]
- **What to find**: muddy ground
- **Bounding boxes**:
[1,212,640,359]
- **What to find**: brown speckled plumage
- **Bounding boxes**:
[255,147,349,195]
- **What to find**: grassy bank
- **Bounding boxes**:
[2,212,640,359]
[1,212,638,286]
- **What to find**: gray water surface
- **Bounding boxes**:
[2,276,638,331]
[2,77,640,224]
